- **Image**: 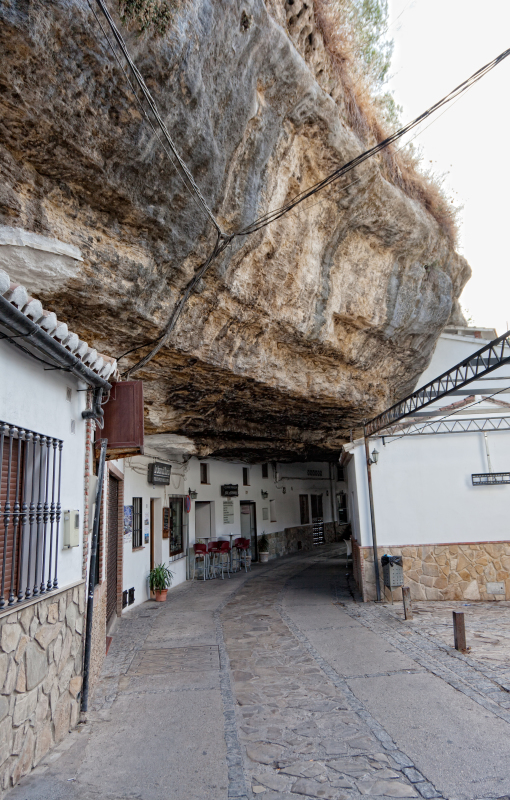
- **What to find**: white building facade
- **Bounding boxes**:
[344,330,510,602]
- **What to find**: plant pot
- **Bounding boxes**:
[259,552,269,563]
[155,589,168,602]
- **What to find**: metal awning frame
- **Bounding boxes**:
[366,330,510,437]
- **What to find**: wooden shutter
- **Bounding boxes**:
[0,437,23,600]
[97,381,144,460]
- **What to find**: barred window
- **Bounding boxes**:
[0,421,63,607]
[132,497,142,549]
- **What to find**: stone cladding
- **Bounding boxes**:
[265,522,349,560]
[352,540,510,602]
[0,583,84,795]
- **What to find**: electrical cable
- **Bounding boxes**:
[92,0,222,235]
[87,2,510,375]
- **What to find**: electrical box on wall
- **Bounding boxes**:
[63,510,80,548]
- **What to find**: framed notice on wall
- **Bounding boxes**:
[223,500,234,524]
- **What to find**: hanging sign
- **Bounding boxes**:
[184,495,191,513]
[221,484,238,497]
[148,462,171,485]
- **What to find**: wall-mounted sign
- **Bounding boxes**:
[223,500,234,524]
[148,462,171,485]
[221,484,238,497]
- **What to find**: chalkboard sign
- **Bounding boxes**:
[221,484,238,497]
[148,462,171,485]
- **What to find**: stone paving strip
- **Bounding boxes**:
[342,593,510,723]
[221,554,432,800]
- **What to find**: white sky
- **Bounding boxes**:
[388,0,510,335]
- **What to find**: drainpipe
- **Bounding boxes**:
[363,424,381,602]
[483,432,493,473]
[328,462,337,539]
[81,438,108,714]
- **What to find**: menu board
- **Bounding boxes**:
[223,500,234,524]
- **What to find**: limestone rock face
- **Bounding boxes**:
[0,0,470,460]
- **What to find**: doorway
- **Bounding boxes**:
[107,474,119,624]
[195,501,212,540]
[310,494,324,546]
[150,499,155,572]
[240,501,257,561]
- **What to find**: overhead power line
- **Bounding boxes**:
[88,1,510,375]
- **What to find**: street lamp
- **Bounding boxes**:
[368,448,379,465]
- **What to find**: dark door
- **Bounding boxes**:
[240,502,257,560]
[106,474,119,623]
[150,499,155,572]
[310,494,324,546]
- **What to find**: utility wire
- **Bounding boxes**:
[88,2,510,374]
[93,0,222,235]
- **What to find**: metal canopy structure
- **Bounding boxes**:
[366,330,510,437]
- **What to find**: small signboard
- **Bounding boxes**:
[223,500,234,524]
[221,484,238,497]
[148,462,171,485]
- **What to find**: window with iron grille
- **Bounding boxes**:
[0,421,63,607]
[336,464,345,482]
[132,497,142,549]
[299,494,309,525]
[261,463,268,479]
[243,467,250,486]
[200,463,209,484]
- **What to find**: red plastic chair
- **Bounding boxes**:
[192,543,208,580]
[217,540,231,579]
[207,541,221,578]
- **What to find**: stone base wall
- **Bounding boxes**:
[265,522,349,560]
[0,582,85,795]
[354,541,510,602]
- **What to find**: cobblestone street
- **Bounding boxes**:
[8,546,510,800]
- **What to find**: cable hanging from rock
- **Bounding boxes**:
[90,1,510,375]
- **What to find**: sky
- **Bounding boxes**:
[387,0,510,335]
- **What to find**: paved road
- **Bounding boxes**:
[8,546,510,800]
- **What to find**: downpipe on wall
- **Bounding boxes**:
[81,438,108,714]
[363,424,381,602]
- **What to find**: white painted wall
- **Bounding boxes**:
[121,454,188,610]
[185,458,336,545]
[347,428,510,548]
[347,331,510,550]
[0,339,86,589]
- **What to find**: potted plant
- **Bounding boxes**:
[258,533,270,563]
[149,563,174,602]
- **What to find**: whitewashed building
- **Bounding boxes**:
[344,327,510,602]
[0,232,118,790]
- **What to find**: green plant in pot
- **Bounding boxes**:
[258,533,270,563]
[149,563,174,602]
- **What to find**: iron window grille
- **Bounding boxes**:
[472,472,510,486]
[132,497,142,548]
[261,463,269,479]
[0,421,63,607]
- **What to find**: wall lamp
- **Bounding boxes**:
[188,488,198,499]
[368,448,379,466]
[261,490,269,499]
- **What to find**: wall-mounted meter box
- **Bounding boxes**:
[63,510,80,548]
